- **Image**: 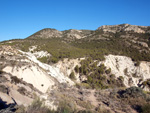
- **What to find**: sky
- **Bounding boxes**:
[0,0,150,41]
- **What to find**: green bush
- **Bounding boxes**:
[77,110,93,113]
[79,66,83,74]
[141,103,150,113]
[50,56,59,63]
[118,76,124,81]
[37,56,48,63]
[105,68,111,74]
[74,65,79,73]
[98,67,104,74]
[69,72,76,80]
[110,74,115,79]
[134,61,140,66]
[120,87,145,98]
[76,83,91,89]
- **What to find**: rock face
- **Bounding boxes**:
[3,65,54,93]
[55,58,84,82]
[62,29,91,39]
[0,46,74,93]
[0,71,40,107]
[98,24,147,33]
[0,45,75,110]
[54,54,150,91]
[100,55,150,90]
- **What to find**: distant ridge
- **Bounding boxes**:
[27,24,150,39]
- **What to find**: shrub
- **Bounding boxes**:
[110,74,115,79]
[16,105,26,113]
[50,56,59,63]
[69,72,76,80]
[99,64,106,70]
[26,97,53,113]
[105,68,111,74]
[135,61,140,66]
[17,87,27,95]
[98,67,104,74]
[98,64,106,74]
[11,76,21,84]
[120,87,145,98]
[37,57,48,63]
[57,99,75,113]
[76,100,93,109]
[76,83,91,89]
[0,85,8,94]
[77,110,93,113]
[87,76,93,83]
[74,65,79,73]
[141,79,150,88]
[79,66,83,74]
[118,76,124,81]
[141,103,150,113]
[0,75,7,83]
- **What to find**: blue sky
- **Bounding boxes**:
[0,0,150,41]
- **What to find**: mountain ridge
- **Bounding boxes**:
[27,24,150,39]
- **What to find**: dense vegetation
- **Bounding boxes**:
[1,29,150,64]
[74,58,124,89]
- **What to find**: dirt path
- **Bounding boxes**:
[87,90,99,107]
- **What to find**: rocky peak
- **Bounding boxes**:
[27,28,93,40]
[62,29,84,39]
[97,24,147,33]
[27,24,150,40]
[27,28,63,39]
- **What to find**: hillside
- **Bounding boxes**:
[0,24,150,113]
[2,24,150,63]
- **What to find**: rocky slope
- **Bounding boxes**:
[55,54,150,91]
[97,24,149,33]
[102,55,150,90]
[0,45,75,111]
[27,24,150,39]
[27,28,93,39]
[0,24,150,112]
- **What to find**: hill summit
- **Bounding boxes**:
[27,24,150,39]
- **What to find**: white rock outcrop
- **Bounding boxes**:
[2,50,74,93]
[100,55,150,88]
[55,58,84,82]
[98,24,146,33]
[3,65,54,93]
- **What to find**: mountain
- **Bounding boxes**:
[28,28,63,39]
[27,24,150,39]
[27,28,93,39]
[97,24,150,33]
[0,24,150,113]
